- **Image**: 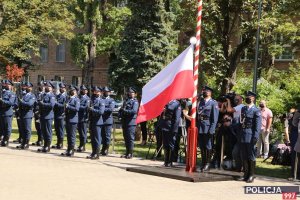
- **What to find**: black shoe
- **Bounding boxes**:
[202,150,212,172]
[51,139,63,149]
[0,136,9,147]
[38,142,50,153]
[101,145,109,156]
[121,148,129,158]
[87,148,100,160]
[164,149,170,167]
[76,145,86,152]
[237,161,249,181]
[61,148,75,157]
[246,161,255,183]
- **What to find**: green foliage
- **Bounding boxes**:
[0,0,75,65]
[109,0,178,93]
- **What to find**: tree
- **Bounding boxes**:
[71,0,131,86]
[0,0,75,67]
[175,0,299,94]
[109,0,178,94]
[6,64,24,82]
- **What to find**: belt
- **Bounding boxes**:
[242,124,252,129]
[199,115,209,120]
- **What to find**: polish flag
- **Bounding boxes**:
[136,45,194,124]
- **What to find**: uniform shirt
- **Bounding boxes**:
[78,94,90,122]
[121,97,139,126]
[39,92,56,120]
[0,89,16,117]
[197,98,219,134]
[65,95,80,123]
[240,105,262,143]
[158,100,181,133]
[54,92,67,119]
[90,96,105,126]
[102,96,115,125]
[233,104,245,124]
[19,92,36,119]
[260,107,273,131]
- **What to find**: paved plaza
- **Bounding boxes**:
[0,143,299,200]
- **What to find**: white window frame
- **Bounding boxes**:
[56,39,66,63]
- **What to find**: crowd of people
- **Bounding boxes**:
[1,79,299,183]
[152,85,297,183]
[0,79,139,160]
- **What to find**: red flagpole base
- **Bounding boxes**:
[186,126,198,172]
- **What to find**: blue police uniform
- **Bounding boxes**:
[88,92,105,159]
[62,93,80,156]
[237,91,262,183]
[77,92,90,152]
[197,86,219,172]
[120,93,139,159]
[33,90,44,146]
[0,83,16,147]
[53,91,67,148]
[17,89,36,149]
[38,82,56,152]
[158,100,181,167]
[101,93,115,155]
[14,86,26,144]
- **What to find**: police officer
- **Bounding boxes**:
[32,82,45,146]
[37,81,56,153]
[52,83,67,149]
[101,86,115,156]
[238,91,262,183]
[158,100,181,167]
[16,82,36,149]
[87,86,105,160]
[13,81,27,144]
[0,80,16,147]
[61,86,80,157]
[119,87,139,159]
[197,86,219,172]
[77,85,90,152]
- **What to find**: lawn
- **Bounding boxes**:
[9,119,291,179]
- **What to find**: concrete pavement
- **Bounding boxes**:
[0,143,299,200]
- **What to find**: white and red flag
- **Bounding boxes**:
[136,45,194,124]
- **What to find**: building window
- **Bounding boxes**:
[72,76,82,86]
[54,76,64,82]
[114,0,128,7]
[56,39,66,62]
[37,75,45,84]
[40,41,48,63]
[275,35,294,61]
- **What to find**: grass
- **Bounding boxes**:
[9,119,291,179]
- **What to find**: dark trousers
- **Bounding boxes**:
[90,125,102,149]
[54,118,65,140]
[122,125,136,151]
[66,123,77,148]
[232,142,242,169]
[240,143,256,161]
[35,119,43,141]
[155,127,163,152]
[141,121,147,141]
[290,125,299,177]
[41,119,53,144]
[198,133,213,151]
[78,122,88,145]
[17,117,23,139]
[162,130,176,151]
[20,118,32,141]
[0,116,13,138]
[101,124,112,145]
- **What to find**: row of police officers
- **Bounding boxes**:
[0,79,139,160]
[158,86,262,183]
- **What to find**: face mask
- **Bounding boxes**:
[3,86,9,90]
[245,97,252,104]
[203,92,208,98]
[234,99,239,105]
[80,91,85,95]
[60,89,65,94]
[69,91,75,96]
[45,88,50,93]
[26,88,31,93]
[103,93,108,97]
[259,103,265,108]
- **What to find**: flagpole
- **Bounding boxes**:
[186,0,202,172]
